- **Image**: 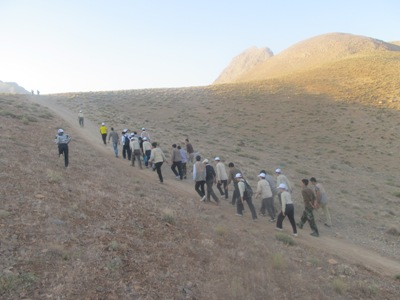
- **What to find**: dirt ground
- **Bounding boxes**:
[1,86,400,299]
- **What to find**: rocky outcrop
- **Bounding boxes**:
[0,81,30,94]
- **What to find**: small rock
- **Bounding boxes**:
[35,194,45,199]
[328,259,338,265]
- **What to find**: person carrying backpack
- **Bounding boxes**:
[54,128,71,168]
[235,173,257,220]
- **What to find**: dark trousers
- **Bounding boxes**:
[277,204,297,234]
[144,150,152,167]
[195,181,206,198]
[131,149,142,168]
[101,133,107,145]
[237,197,257,219]
[206,180,219,203]
[79,117,84,127]
[299,206,318,233]
[171,161,183,179]
[181,162,187,178]
[155,162,164,182]
[122,145,131,160]
[260,197,275,219]
[58,144,69,167]
[217,180,228,199]
[232,183,239,205]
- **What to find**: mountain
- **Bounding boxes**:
[213,46,273,84]
[0,80,30,94]
[214,33,400,84]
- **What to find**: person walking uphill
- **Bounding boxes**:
[204,159,219,204]
[78,110,84,127]
[215,157,228,200]
[310,177,332,227]
[235,173,258,220]
[227,162,241,205]
[276,183,297,236]
[255,172,274,221]
[193,155,206,201]
[99,122,107,145]
[54,128,71,168]
[149,142,167,183]
[170,144,183,180]
[297,179,319,237]
[108,127,120,157]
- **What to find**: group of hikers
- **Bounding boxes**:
[54,114,332,239]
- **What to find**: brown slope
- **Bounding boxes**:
[229,32,400,83]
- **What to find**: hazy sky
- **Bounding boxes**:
[1,1,399,94]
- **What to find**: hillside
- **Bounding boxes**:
[2,85,399,298]
[0,80,29,94]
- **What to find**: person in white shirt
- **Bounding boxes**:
[255,172,275,221]
[214,157,228,200]
[276,183,298,236]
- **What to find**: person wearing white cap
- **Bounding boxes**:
[227,162,241,205]
[235,173,258,220]
[275,168,293,205]
[255,172,275,221]
[276,183,298,236]
[121,129,131,161]
[140,127,150,141]
[54,128,71,168]
[108,127,120,157]
[130,134,142,168]
[204,159,219,203]
[78,110,84,127]
[142,137,152,168]
[214,157,228,200]
[99,122,108,145]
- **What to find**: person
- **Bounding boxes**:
[255,172,275,221]
[170,144,183,180]
[235,173,258,220]
[193,155,206,201]
[37,90,40,95]
[121,129,131,160]
[227,162,241,205]
[130,135,142,168]
[149,142,167,183]
[54,128,71,168]
[140,127,150,141]
[261,169,277,217]
[214,157,228,200]
[275,168,293,204]
[204,159,219,204]
[99,122,107,145]
[310,177,332,227]
[142,137,152,168]
[108,127,120,157]
[297,179,319,237]
[185,138,195,164]
[178,145,187,179]
[78,110,84,127]
[276,183,297,236]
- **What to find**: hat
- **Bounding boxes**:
[258,172,266,178]
[214,157,220,161]
[58,129,64,133]
[202,159,209,164]
[79,110,82,112]
[142,127,145,130]
[275,168,282,174]
[143,137,147,141]
[235,173,242,178]
[101,122,105,125]
[278,183,287,190]
[122,129,128,133]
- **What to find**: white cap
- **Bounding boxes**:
[258,172,266,178]
[143,137,147,141]
[235,173,242,178]
[142,127,145,130]
[214,157,220,161]
[79,110,82,112]
[101,122,105,125]
[275,168,282,173]
[278,183,287,190]
[202,159,209,164]
[58,128,64,133]
[123,129,128,133]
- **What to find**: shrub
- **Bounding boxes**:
[275,233,295,246]
[271,253,285,269]
[332,278,347,294]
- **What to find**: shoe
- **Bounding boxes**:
[269,219,276,223]
[176,176,180,180]
[324,223,331,227]
[310,231,319,237]
[235,213,243,217]
[275,227,283,231]
[253,218,258,222]
[292,233,298,237]
[297,223,303,229]
[200,196,206,202]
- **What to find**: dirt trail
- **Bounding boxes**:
[31,95,400,278]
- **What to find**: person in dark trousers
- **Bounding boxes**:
[185,138,195,164]
[276,183,298,236]
[78,110,84,127]
[170,144,183,180]
[235,173,258,220]
[99,122,107,145]
[204,159,219,204]
[121,129,131,160]
[178,145,187,179]
[193,155,206,201]
[149,142,167,183]
[54,128,71,168]
[297,179,319,237]
[215,157,228,200]
[227,162,241,205]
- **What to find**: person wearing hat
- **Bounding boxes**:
[297,179,319,237]
[108,127,120,157]
[140,127,150,141]
[54,128,71,168]
[142,137,152,168]
[170,144,183,180]
[99,122,108,145]
[276,183,298,236]
[149,142,167,183]
[178,145,188,179]
[227,162,242,205]
[275,168,293,205]
[235,173,258,220]
[121,129,131,161]
[255,172,275,221]
[204,159,219,203]
[193,155,206,201]
[130,134,142,168]
[214,157,228,200]
[78,110,84,127]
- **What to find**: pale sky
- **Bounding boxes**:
[0,0,399,94]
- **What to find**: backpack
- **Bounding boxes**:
[243,180,253,199]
